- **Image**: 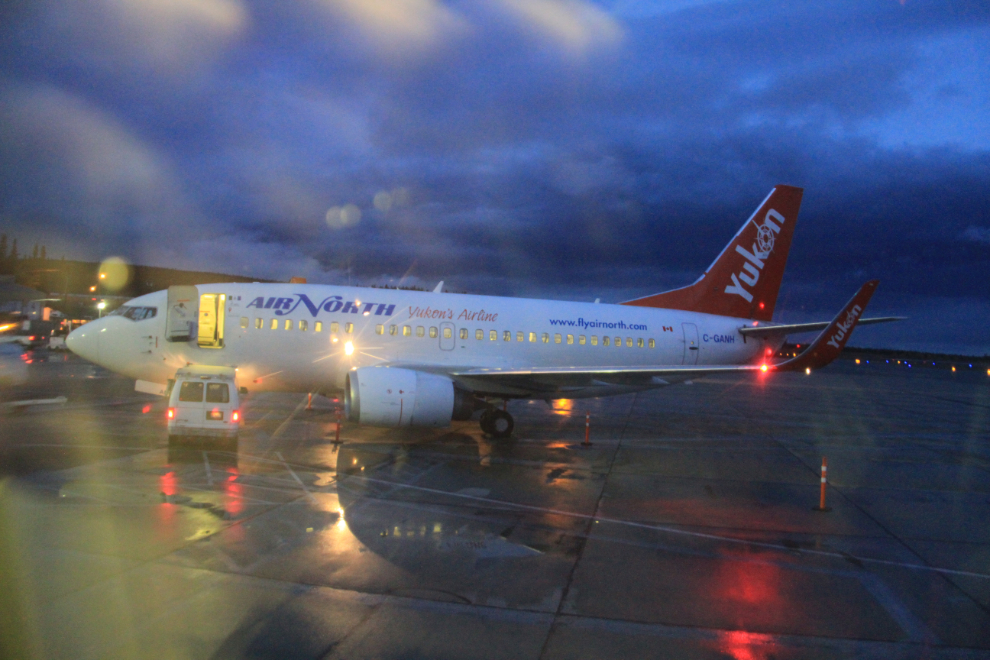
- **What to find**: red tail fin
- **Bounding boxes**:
[621,185,803,321]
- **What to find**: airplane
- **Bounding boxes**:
[66,185,901,438]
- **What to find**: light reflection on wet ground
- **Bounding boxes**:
[1,356,989,658]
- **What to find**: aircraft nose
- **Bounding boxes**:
[66,323,100,364]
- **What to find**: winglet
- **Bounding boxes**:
[433,281,444,293]
[774,280,879,372]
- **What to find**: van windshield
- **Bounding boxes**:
[178,382,204,402]
[206,383,229,404]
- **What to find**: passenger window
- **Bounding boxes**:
[529,332,536,342]
[403,325,411,336]
[299,320,308,331]
[615,337,621,347]
[475,329,483,340]
[206,383,230,404]
[443,327,452,339]
[429,327,438,338]
[416,326,425,337]
[255,318,263,329]
[579,335,586,345]
[376,325,384,335]
[270,319,278,330]
[603,336,610,346]
[460,328,468,340]
[591,336,598,345]
[345,323,353,333]
[178,381,204,402]
[504,331,511,341]
[554,333,561,344]
[541,333,549,343]
[331,322,339,333]
[626,337,632,347]
[648,338,655,348]
[567,334,573,345]
[285,319,293,331]
[240,317,248,329]
[517,332,524,342]
[490,330,497,341]
[389,325,397,335]
[637,338,644,348]
[315,321,323,332]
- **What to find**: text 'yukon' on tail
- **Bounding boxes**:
[621,185,804,321]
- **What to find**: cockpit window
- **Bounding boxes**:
[108,306,158,321]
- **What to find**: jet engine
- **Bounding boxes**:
[345,367,474,428]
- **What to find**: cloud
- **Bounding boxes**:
[17,0,249,79]
[960,226,990,245]
[0,83,204,254]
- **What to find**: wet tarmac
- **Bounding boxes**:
[1,353,989,659]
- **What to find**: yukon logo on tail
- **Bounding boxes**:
[725,209,785,303]
[826,304,863,349]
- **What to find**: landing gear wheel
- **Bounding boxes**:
[488,410,514,438]
[479,409,494,435]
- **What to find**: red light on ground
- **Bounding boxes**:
[142,404,151,414]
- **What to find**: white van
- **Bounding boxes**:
[166,366,240,446]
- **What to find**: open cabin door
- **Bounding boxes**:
[165,286,198,342]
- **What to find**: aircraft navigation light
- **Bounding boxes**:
[89,286,96,292]
[344,341,354,355]
[805,367,811,375]
[760,364,768,373]
[99,273,105,279]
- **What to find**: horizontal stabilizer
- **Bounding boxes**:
[740,316,905,339]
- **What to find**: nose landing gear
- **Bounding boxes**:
[479,408,514,438]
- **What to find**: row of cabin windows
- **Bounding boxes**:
[373,324,656,348]
[239,316,656,349]
[240,318,353,334]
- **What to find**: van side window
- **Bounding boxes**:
[206,383,230,403]
[178,381,204,402]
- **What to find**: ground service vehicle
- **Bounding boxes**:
[166,366,240,447]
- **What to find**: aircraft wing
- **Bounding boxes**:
[442,280,881,394]
[739,316,904,339]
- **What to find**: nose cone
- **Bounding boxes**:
[66,322,100,364]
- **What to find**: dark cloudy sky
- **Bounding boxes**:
[1,0,988,354]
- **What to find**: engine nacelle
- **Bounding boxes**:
[345,367,459,428]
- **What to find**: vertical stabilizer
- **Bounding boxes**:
[621,185,803,321]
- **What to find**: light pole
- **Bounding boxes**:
[97,301,106,318]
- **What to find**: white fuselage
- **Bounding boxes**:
[69,283,776,397]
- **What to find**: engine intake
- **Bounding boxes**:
[345,367,460,428]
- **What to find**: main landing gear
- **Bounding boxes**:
[479,408,514,439]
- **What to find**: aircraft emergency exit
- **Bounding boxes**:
[66,185,901,437]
